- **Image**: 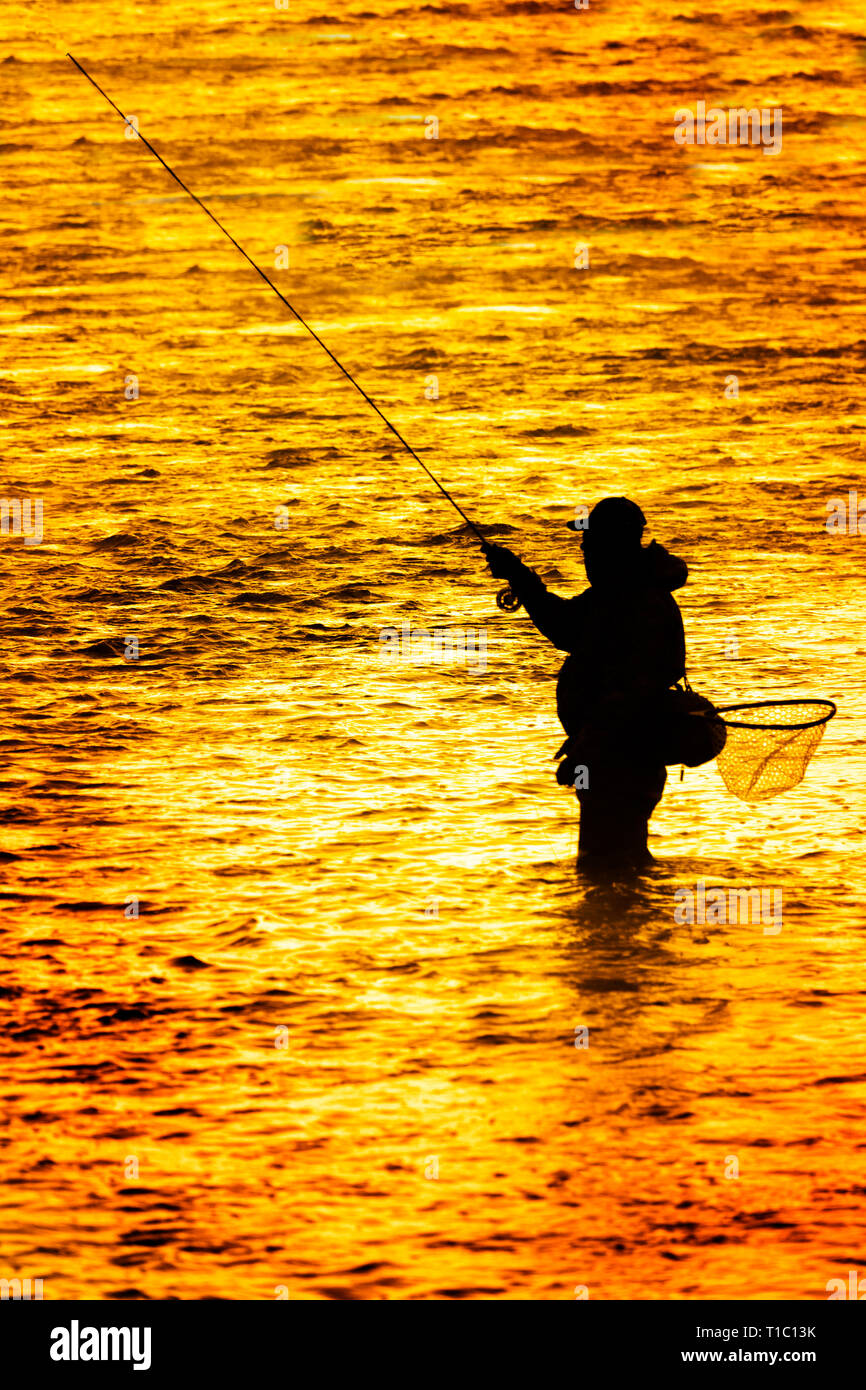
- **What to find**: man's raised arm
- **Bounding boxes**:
[481,542,579,652]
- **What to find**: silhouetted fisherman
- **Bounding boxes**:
[482,497,688,873]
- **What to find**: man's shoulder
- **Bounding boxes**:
[640,586,684,630]
[643,541,688,591]
[641,583,681,609]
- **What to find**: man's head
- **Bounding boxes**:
[568,496,647,584]
[567,496,646,541]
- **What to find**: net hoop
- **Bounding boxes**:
[715,698,836,732]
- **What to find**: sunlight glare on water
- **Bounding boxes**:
[1,0,864,1300]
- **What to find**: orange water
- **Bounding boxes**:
[1,0,864,1299]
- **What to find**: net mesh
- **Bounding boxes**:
[714,701,835,803]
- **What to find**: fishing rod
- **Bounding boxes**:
[66,53,521,612]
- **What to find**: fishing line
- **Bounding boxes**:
[67,53,504,567]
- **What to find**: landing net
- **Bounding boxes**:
[714,700,836,802]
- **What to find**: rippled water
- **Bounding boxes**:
[1,0,865,1299]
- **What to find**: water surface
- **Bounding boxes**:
[1,0,864,1299]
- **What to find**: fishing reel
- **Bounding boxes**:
[496,586,522,612]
